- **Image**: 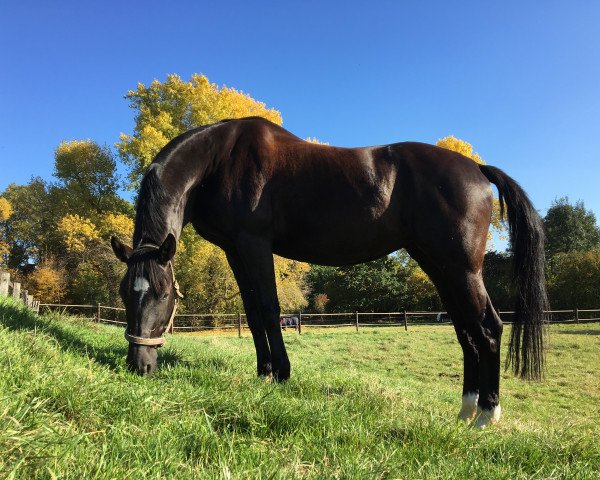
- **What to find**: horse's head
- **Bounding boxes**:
[111,234,182,376]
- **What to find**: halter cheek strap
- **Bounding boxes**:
[124,243,184,348]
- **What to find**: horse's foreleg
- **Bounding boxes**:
[226,251,272,377]
[232,234,291,382]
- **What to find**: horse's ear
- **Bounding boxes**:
[111,236,133,263]
[158,233,177,264]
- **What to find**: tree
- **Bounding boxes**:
[0,179,55,269]
[117,73,283,186]
[318,257,405,312]
[482,251,514,311]
[547,249,600,309]
[543,197,600,259]
[27,256,67,303]
[0,197,13,266]
[51,140,131,219]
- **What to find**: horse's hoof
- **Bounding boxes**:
[457,393,479,423]
[257,362,272,378]
[472,405,501,428]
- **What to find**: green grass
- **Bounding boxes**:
[1,296,598,479]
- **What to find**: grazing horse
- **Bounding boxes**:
[111,116,548,427]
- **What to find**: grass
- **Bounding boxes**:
[0,295,598,479]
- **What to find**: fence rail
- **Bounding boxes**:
[0,271,40,312]
[35,301,600,337]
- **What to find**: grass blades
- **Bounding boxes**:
[1,296,599,479]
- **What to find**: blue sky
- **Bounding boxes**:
[1,1,599,227]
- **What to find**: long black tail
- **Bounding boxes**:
[479,165,549,380]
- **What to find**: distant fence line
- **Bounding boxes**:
[36,302,600,337]
[0,271,40,312]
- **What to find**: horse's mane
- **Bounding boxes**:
[133,167,168,247]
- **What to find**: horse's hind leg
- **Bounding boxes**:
[229,233,290,382]
[226,250,272,377]
[445,271,503,427]
[407,247,502,426]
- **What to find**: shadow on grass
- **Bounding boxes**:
[0,300,184,372]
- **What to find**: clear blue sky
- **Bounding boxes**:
[1,1,599,225]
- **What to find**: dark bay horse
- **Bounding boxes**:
[111,116,548,427]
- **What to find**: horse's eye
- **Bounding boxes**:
[161,292,169,301]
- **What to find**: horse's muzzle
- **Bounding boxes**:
[127,344,158,376]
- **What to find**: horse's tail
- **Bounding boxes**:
[479,164,549,380]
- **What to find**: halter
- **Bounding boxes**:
[124,243,184,348]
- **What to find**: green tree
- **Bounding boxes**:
[482,251,514,311]
[543,197,600,259]
[547,249,600,309]
[1,179,55,269]
[51,140,131,219]
[318,257,406,312]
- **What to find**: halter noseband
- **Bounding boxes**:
[124,243,184,348]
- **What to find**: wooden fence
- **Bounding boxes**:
[0,271,40,312]
[36,302,600,337]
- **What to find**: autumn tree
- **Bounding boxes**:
[27,256,67,303]
[117,73,283,186]
[0,197,12,266]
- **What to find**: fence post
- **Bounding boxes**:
[97,303,101,323]
[355,311,359,332]
[403,310,408,331]
[12,281,21,300]
[298,312,302,334]
[237,312,242,338]
[21,289,28,307]
[0,272,9,296]
[575,308,579,324]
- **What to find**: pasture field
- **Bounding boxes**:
[0,296,598,479]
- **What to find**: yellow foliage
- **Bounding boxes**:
[58,214,100,253]
[0,241,9,258]
[97,213,134,242]
[117,73,283,186]
[305,137,329,145]
[28,257,66,303]
[55,139,97,159]
[274,255,310,311]
[436,135,484,164]
[0,197,12,221]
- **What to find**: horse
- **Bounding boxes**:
[281,316,299,330]
[111,116,548,427]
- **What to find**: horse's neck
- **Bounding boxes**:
[132,167,190,247]
[133,125,224,247]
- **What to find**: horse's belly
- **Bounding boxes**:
[272,220,404,266]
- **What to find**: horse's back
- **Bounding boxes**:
[191,118,493,266]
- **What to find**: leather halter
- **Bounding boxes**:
[124,243,184,348]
